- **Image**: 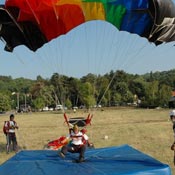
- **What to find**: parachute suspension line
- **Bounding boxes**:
[93,21,99,106]
[93,21,97,72]
[91,22,114,109]
[113,33,141,71]
[51,0,59,20]
[93,23,118,107]
[103,29,118,71]
[50,0,62,76]
[84,22,91,74]
[147,43,175,58]
[22,1,57,75]
[56,40,64,75]
[97,71,116,106]
[52,6,80,112]
[95,32,139,106]
[112,5,156,74]
[25,0,40,25]
[3,3,41,54]
[121,35,138,63]
[107,7,146,73]
[52,0,63,76]
[106,31,126,74]
[121,41,151,71]
[38,51,55,73]
[30,3,60,79]
[42,4,61,76]
[159,44,175,56]
[105,25,146,75]
[95,22,110,76]
[46,4,79,111]
[93,30,125,106]
[13,50,26,65]
[6,39,53,80]
[5,10,23,34]
[132,42,175,71]
[54,5,66,76]
[2,9,35,52]
[116,33,136,70]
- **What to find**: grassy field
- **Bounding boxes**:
[0,108,174,174]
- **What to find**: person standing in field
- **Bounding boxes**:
[3,114,19,153]
[170,110,175,165]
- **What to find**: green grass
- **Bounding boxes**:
[0,108,174,174]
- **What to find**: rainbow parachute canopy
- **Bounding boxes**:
[0,0,175,52]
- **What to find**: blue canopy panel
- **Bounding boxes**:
[0,144,171,175]
[114,0,153,37]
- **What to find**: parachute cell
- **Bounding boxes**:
[0,0,175,52]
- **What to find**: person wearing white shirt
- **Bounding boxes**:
[59,125,89,163]
[5,114,18,153]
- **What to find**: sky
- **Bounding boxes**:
[1,1,175,80]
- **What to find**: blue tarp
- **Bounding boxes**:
[0,144,171,175]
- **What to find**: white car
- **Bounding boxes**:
[55,105,63,110]
[42,107,49,111]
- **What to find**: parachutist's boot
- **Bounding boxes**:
[77,156,85,163]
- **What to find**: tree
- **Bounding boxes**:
[50,73,68,105]
[157,84,172,107]
[111,92,122,106]
[32,97,45,111]
[81,73,97,84]
[65,99,72,109]
[30,81,54,108]
[95,76,109,106]
[129,77,147,99]
[0,93,11,112]
[144,81,159,107]
[67,77,81,107]
[79,82,96,109]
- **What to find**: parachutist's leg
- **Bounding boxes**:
[78,145,86,162]
[63,144,76,154]
[61,145,68,154]
[58,145,68,158]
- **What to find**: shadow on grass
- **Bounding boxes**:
[0,143,7,152]
[0,142,24,153]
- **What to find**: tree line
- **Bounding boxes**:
[0,69,175,112]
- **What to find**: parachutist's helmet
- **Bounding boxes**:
[73,125,79,131]
[169,110,175,122]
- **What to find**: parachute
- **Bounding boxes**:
[1,0,175,52]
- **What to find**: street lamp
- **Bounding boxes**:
[12,92,20,111]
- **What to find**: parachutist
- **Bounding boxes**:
[58,125,91,163]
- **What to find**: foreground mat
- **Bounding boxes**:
[0,144,171,175]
